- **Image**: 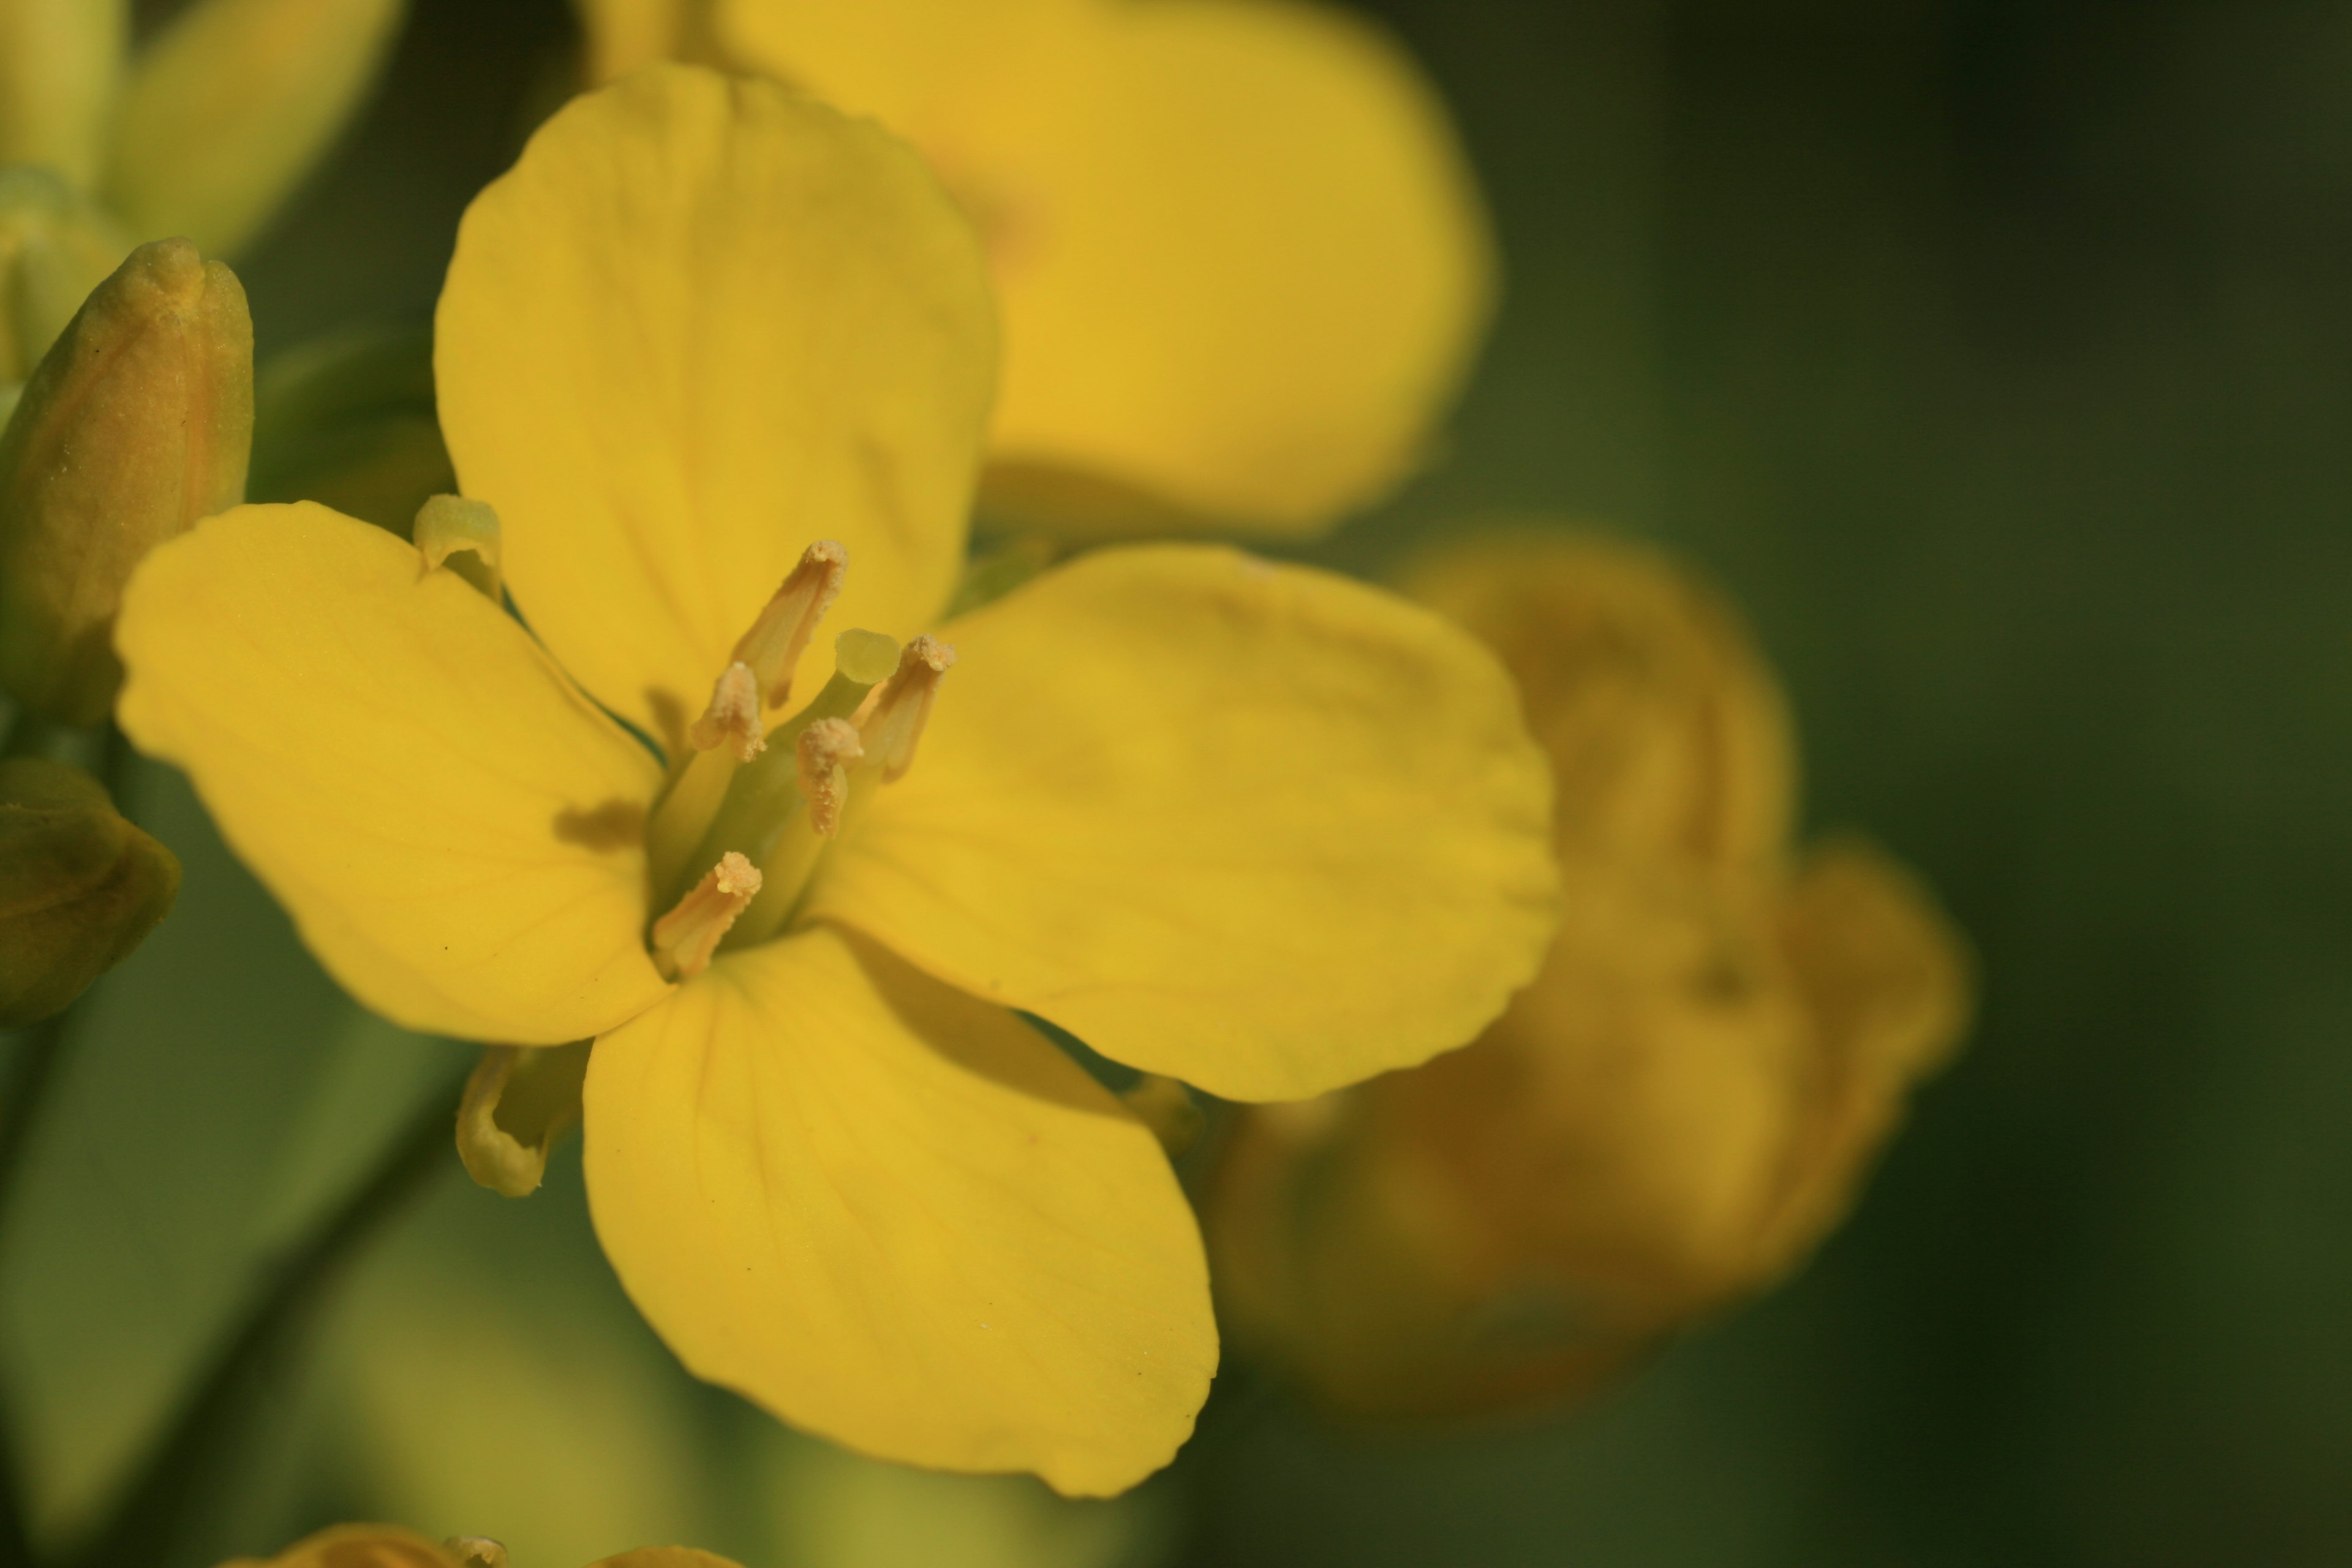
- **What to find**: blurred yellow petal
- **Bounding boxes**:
[591,1554,742,1568]
[104,0,407,258]
[0,0,124,189]
[1400,528,1795,871]
[217,1525,453,1568]
[582,925,1213,1496]
[116,502,668,1043]
[722,0,1492,533]
[1757,839,1973,1270]
[808,545,1558,1102]
[572,0,738,82]
[714,0,1085,123]
[437,66,995,748]
[573,0,688,82]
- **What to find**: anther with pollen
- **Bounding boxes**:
[729,539,846,709]
[858,635,956,782]
[796,718,863,837]
[650,851,763,981]
[688,661,766,761]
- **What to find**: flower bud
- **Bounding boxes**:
[0,236,252,724]
[0,756,178,1027]
[0,0,127,188]
[0,165,130,386]
[1204,529,1972,1421]
[102,0,407,258]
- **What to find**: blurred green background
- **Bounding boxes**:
[6,1,2349,1564]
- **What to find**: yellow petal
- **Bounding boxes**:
[590,1554,743,1568]
[582,925,1213,1496]
[571,0,687,82]
[435,66,995,749]
[808,544,1559,1102]
[1757,839,1973,1272]
[116,502,669,1043]
[1399,527,1796,872]
[104,0,408,258]
[572,0,734,82]
[715,0,1086,123]
[721,0,1493,533]
[216,1525,453,1568]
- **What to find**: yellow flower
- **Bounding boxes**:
[113,69,1556,1492]
[0,0,407,262]
[573,0,1494,535]
[221,1525,730,1568]
[1206,530,1971,1419]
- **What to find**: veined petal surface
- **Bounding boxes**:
[721,0,1492,533]
[809,545,1560,1102]
[582,925,1213,1496]
[116,503,669,1044]
[436,66,996,747]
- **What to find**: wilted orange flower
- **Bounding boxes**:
[1208,529,1973,1419]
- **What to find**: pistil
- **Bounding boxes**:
[639,543,963,969]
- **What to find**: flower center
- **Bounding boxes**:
[641,542,957,974]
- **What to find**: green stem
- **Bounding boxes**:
[0,1011,74,1568]
[0,725,143,1567]
[65,1066,466,1568]
[0,1014,70,1259]
[0,1417,32,1568]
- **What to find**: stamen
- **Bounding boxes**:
[413,494,503,601]
[688,661,766,761]
[796,718,863,837]
[731,540,848,707]
[649,851,762,981]
[857,635,957,782]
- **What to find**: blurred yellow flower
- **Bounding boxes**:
[1207,530,1972,1419]
[113,69,1556,1492]
[221,1525,735,1568]
[0,0,405,262]
[573,0,1493,535]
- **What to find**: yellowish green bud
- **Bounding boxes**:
[0,236,252,724]
[0,756,178,1027]
[454,1042,590,1198]
[0,165,130,385]
[413,493,502,601]
[103,0,407,258]
[0,0,126,188]
[439,1540,507,1568]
